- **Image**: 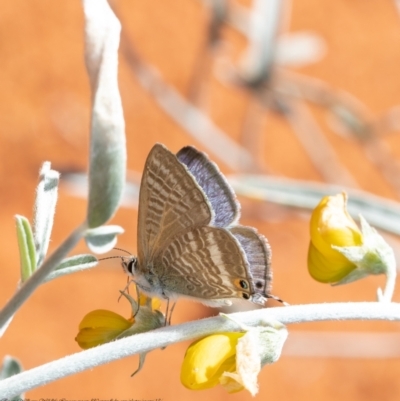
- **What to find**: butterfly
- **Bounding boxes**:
[122,143,273,307]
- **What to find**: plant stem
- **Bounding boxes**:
[1,302,400,397]
[378,269,397,302]
[0,222,87,330]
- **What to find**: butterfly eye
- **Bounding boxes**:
[255,281,263,289]
[239,280,249,289]
[127,257,138,274]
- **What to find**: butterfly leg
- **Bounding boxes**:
[118,277,136,301]
[265,293,289,306]
[163,297,177,326]
[132,283,143,317]
[131,352,147,377]
[118,280,142,317]
[167,301,177,326]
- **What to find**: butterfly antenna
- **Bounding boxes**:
[266,293,289,306]
[98,255,129,262]
[113,247,133,255]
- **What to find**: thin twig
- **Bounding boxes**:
[281,98,359,187]
[1,302,400,397]
[108,3,259,173]
[0,222,87,330]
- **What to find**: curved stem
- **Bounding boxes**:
[378,269,397,302]
[1,302,400,398]
[0,222,88,330]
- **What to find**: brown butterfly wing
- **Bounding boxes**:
[153,225,255,303]
[137,144,213,266]
[137,144,272,306]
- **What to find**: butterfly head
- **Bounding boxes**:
[121,256,138,277]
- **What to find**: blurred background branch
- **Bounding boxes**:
[1,0,400,399]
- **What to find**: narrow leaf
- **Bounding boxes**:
[33,162,60,266]
[239,0,283,84]
[15,215,36,282]
[0,356,22,380]
[85,225,125,254]
[83,0,126,228]
[44,254,98,282]
[0,356,23,400]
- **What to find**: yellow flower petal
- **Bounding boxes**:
[308,242,356,283]
[75,309,133,349]
[310,193,362,253]
[181,333,244,390]
[138,293,162,311]
[308,193,362,283]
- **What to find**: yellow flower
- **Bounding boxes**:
[181,322,287,396]
[138,293,162,310]
[181,332,244,391]
[75,309,133,349]
[308,192,363,283]
[75,294,164,350]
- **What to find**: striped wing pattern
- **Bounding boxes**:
[137,144,213,264]
[154,226,254,300]
[230,226,272,297]
[136,143,272,305]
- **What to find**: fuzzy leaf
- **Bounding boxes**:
[239,0,282,84]
[44,254,98,282]
[83,0,126,228]
[15,215,36,282]
[33,162,60,266]
[0,356,23,400]
[84,225,124,254]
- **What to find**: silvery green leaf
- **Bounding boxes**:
[0,356,22,380]
[275,32,326,67]
[258,320,288,366]
[0,356,23,400]
[227,175,400,236]
[84,225,124,254]
[61,171,140,209]
[83,0,126,228]
[33,162,60,266]
[330,103,368,138]
[15,215,36,282]
[44,254,98,282]
[238,0,283,84]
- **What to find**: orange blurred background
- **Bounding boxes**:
[1,0,400,399]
